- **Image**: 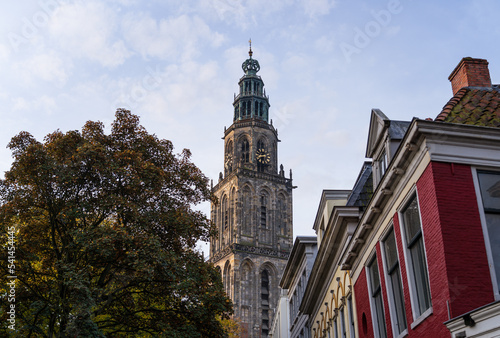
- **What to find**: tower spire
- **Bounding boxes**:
[235,44,270,123]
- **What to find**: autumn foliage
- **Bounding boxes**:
[0,109,232,337]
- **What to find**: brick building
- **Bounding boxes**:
[298,57,500,338]
[341,57,500,338]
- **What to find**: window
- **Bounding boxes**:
[377,150,388,182]
[476,170,500,296]
[223,262,231,298]
[347,295,356,338]
[333,318,339,338]
[225,141,233,174]
[261,270,270,337]
[340,307,346,338]
[401,194,431,318]
[241,139,249,163]
[241,102,247,117]
[368,256,387,338]
[222,195,228,230]
[260,194,268,228]
[242,186,251,235]
[383,228,407,335]
[277,195,287,235]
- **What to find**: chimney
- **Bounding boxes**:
[448,57,491,95]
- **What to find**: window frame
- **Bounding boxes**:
[381,226,408,338]
[398,191,433,327]
[377,149,388,181]
[333,315,339,338]
[347,294,356,338]
[472,167,500,300]
[366,253,387,338]
[339,306,347,338]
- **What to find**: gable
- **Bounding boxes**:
[365,108,390,158]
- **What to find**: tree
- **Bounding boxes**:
[0,109,232,337]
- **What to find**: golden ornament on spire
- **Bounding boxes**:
[249,38,253,57]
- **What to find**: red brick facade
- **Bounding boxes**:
[354,268,374,338]
[354,161,495,337]
[418,162,494,318]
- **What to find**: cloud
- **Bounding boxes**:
[203,0,290,29]
[17,51,70,85]
[300,0,337,18]
[48,1,130,67]
[0,43,10,62]
[122,13,224,61]
[314,35,335,53]
[11,95,57,115]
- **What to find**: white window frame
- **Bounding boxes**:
[347,294,356,338]
[339,305,346,338]
[366,252,387,338]
[398,189,433,328]
[333,315,339,338]
[472,167,500,300]
[381,226,408,338]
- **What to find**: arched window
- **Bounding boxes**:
[241,102,247,117]
[277,194,287,235]
[261,270,270,337]
[257,139,265,151]
[260,193,268,228]
[225,141,233,174]
[222,196,228,229]
[230,188,235,229]
[241,139,250,163]
[242,186,252,235]
[223,262,231,299]
[241,263,252,306]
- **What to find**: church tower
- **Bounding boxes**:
[210,44,294,337]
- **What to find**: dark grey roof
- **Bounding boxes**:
[388,120,411,139]
[347,162,373,208]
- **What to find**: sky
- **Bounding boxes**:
[1,0,500,256]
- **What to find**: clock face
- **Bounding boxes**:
[256,148,271,164]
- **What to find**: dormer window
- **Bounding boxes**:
[377,149,388,182]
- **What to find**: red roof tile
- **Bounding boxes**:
[435,86,500,127]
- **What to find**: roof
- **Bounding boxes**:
[346,162,373,209]
[365,108,410,158]
[435,86,500,127]
[279,236,317,289]
[388,120,411,139]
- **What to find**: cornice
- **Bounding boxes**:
[280,236,317,289]
[213,167,293,193]
[209,243,291,263]
[342,120,500,272]
[224,118,279,139]
[301,206,361,315]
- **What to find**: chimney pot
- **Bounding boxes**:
[448,57,491,95]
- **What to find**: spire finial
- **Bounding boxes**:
[248,38,253,58]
